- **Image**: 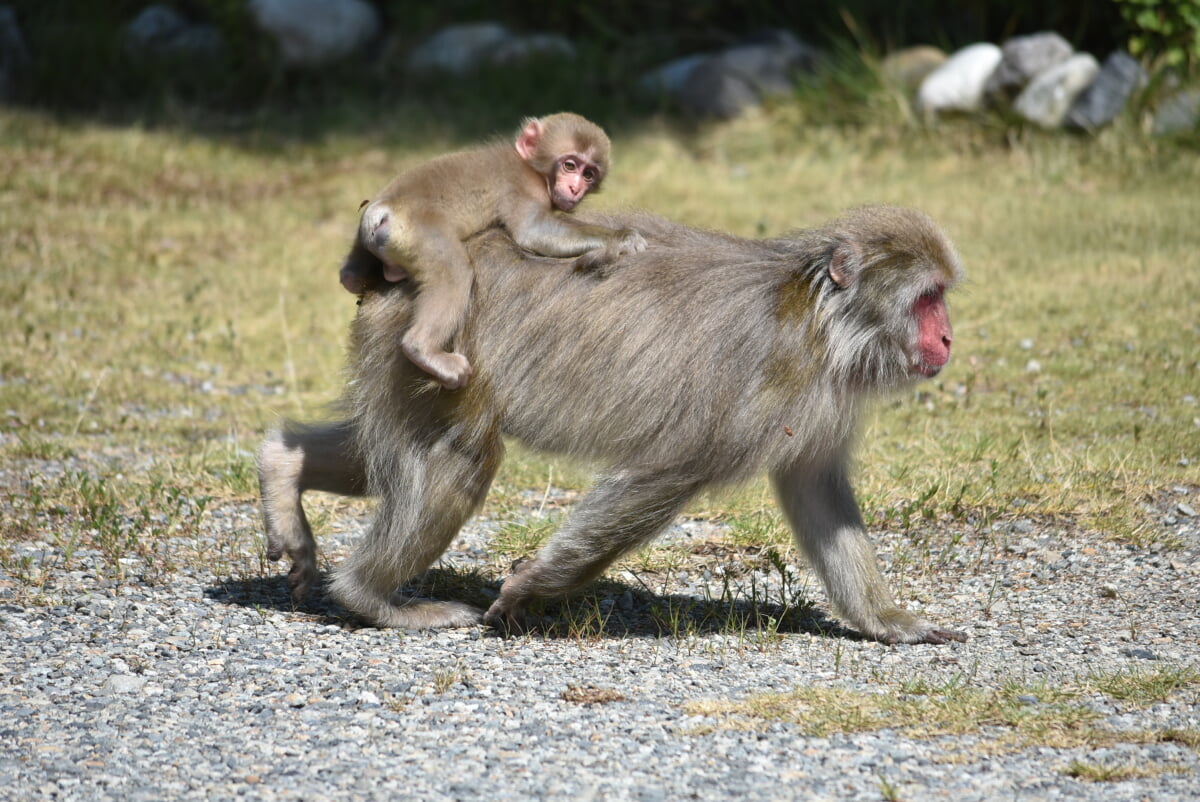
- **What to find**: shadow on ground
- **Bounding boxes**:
[205,567,852,641]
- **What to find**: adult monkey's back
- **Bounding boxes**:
[258,207,967,644]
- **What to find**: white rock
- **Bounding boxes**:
[249,0,380,67]
[917,43,1002,113]
[1013,53,1100,128]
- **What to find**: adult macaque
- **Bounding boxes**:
[339,112,647,390]
[259,206,966,644]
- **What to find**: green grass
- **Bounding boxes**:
[1,91,1198,592]
[1085,664,1200,704]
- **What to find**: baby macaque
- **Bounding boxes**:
[339,113,646,389]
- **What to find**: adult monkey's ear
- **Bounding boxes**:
[827,239,862,289]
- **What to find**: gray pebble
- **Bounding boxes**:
[98,674,148,695]
[1122,647,1158,660]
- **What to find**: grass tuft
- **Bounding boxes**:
[683,664,1200,754]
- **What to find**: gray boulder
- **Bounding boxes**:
[984,32,1073,101]
[676,58,765,119]
[917,43,1003,114]
[407,23,576,75]
[0,5,30,100]
[716,33,818,95]
[640,31,818,118]
[125,4,225,60]
[1013,53,1100,128]
[638,54,711,97]
[406,22,512,74]
[490,33,576,66]
[249,0,380,67]
[1153,89,1200,135]
[1066,51,1146,130]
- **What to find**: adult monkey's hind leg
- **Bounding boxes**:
[257,420,366,601]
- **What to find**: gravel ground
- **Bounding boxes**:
[2,470,1198,801]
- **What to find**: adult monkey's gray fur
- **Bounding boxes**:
[257,207,966,644]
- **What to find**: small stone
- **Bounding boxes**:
[1176,503,1196,518]
[619,590,634,612]
[99,675,147,695]
[1122,647,1157,661]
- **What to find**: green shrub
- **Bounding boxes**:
[1117,0,1200,72]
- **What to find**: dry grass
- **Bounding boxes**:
[683,667,1200,757]
[1,101,1197,586]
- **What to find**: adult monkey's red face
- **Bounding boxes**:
[912,288,953,377]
